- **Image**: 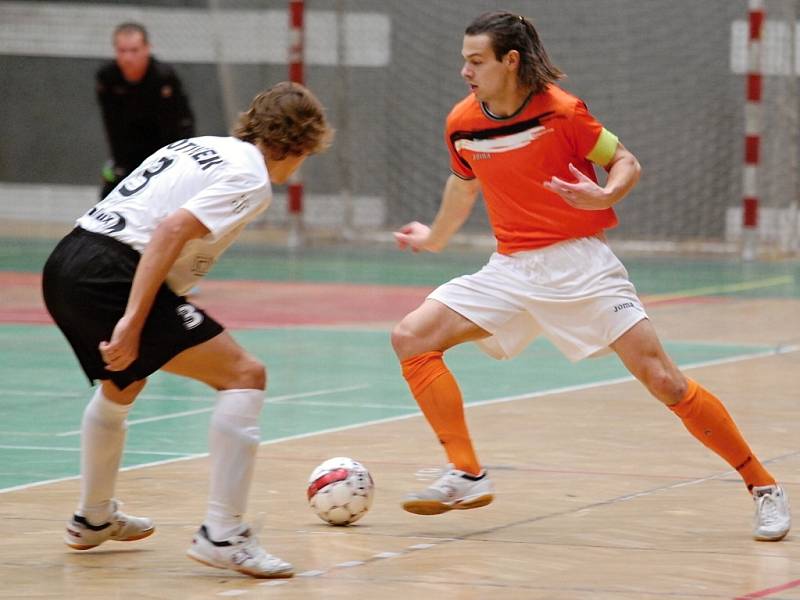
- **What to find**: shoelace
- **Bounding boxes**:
[228,515,287,567]
[757,492,780,524]
[430,471,462,497]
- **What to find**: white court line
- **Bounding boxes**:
[0,338,784,399]
[0,453,205,494]
[2,344,797,495]
[56,406,216,437]
[0,444,196,457]
[0,390,90,398]
[464,344,800,410]
[55,384,372,437]
[0,384,375,403]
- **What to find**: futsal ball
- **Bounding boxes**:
[307,457,374,525]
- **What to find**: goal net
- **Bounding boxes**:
[0,0,798,257]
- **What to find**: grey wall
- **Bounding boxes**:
[0,0,760,240]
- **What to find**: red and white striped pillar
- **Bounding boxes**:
[742,0,764,260]
[287,0,305,248]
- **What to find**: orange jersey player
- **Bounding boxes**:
[391,10,790,542]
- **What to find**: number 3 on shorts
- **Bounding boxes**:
[176,304,204,330]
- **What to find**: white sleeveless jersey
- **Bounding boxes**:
[77,136,271,295]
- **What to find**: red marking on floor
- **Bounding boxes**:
[733,578,800,599]
[0,271,736,327]
[0,272,431,327]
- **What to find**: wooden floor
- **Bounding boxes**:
[1,297,799,599]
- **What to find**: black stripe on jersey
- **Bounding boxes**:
[450,111,556,144]
[448,111,557,171]
[450,169,476,181]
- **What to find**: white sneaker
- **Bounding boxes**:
[64,501,155,550]
[403,465,494,515]
[753,485,791,541]
[186,525,294,579]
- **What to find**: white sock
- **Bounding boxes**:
[205,388,264,540]
[78,387,132,524]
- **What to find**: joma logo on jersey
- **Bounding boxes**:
[472,152,492,161]
[613,302,635,313]
[87,207,126,233]
[231,194,250,214]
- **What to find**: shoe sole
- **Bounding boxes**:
[753,531,790,542]
[186,550,294,579]
[64,526,155,551]
[403,493,494,516]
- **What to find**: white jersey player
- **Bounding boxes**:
[42,82,332,578]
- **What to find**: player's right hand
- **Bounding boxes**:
[99,316,141,372]
[393,221,433,252]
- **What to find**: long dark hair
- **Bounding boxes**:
[465,11,563,94]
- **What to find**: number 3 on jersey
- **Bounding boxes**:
[176,303,204,330]
[119,156,176,197]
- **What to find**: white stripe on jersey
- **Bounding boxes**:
[454,126,553,154]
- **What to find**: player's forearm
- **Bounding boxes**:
[123,232,186,328]
[123,210,207,328]
[602,149,641,205]
[426,175,480,251]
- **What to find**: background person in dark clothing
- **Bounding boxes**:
[97,22,195,198]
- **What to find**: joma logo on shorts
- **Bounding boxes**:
[613,302,635,312]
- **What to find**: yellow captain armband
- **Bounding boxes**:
[586,128,619,167]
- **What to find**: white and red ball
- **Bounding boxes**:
[307,457,374,525]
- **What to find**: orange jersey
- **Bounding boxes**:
[446,84,619,254]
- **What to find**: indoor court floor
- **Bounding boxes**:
[0,243,798,599]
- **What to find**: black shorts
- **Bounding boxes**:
[42,227,224,390]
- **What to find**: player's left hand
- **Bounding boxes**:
[543,163,616,210]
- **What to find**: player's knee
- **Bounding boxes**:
[665,372,688,403]
[643,366,686,404]
[233,355,267,390]
[391,320,421,359]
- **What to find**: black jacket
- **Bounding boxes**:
[96,56,195,176]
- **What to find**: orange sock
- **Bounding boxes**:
[401,351,481,475]
[669,378,775,491]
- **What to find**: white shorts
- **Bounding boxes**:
[428,236,647,362]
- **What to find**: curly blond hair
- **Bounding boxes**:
[233,82,333,159]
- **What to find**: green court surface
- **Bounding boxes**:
[0,323,779,491]
[1,238,798,491]
[2,236,800,295]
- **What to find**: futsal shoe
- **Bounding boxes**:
[64,501,155,550]
[752,484,791,541]
[403,465,494,515]
[187,525,294,579]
